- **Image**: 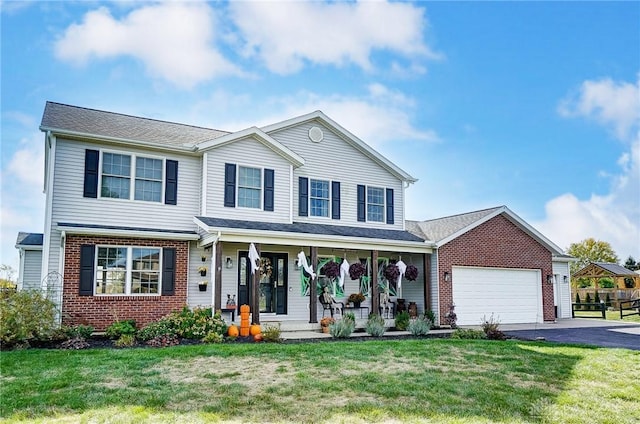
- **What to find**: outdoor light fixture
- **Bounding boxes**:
[546,274,553,284]
[563,276,569,284]
[444,271,451,282]
[225,257,233,269]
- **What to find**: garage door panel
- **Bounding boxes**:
[452,267,542,325]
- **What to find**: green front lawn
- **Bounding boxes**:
[1,339,639,423]
[572,309,640,322]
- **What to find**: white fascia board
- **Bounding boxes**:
[261,110,417,184]
[193,218,432,253]
[552,255,577,262]
[15,244,43,251]
[196,126,305,168]
[39,126,198,154]
[56,224,200,241]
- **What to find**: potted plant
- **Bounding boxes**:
[347,292,366,307]
[320,316,335,333]
[198,266,207,276]
[198,281,208,292]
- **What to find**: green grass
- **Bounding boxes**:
[572,309,640,322]
[1,339,639,423]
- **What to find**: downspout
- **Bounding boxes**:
[41,131,56,290]
[402,180,410,231]
[210,231,221,316]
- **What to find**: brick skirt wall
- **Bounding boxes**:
[63,235,189,331]
[438,214,554,323]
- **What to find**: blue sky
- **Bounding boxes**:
[1,1,639,274]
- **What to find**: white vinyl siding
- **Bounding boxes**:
[552,261,572,319]
[21,250,43,290]
[204,137,291,223]
[271,122,404,229]
[52,139,200,231]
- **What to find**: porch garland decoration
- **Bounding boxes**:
[404,264,419,281]
[349,262,366,280]
[383,263,400,283]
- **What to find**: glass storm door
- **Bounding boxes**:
[238,252,287,315]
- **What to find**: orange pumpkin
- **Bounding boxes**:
[227,325,239,337]
[240,304,250,314]
[253,333,263,342]
[240,326,250,337]
[250,324,261,336]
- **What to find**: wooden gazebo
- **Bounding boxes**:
[572,262,639,289]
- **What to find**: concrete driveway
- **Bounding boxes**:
[501,319,640,351]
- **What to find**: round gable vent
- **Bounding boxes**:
[308,126,324,143]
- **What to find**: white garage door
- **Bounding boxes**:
[452,266,543,325]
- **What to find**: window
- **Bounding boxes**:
[310,179,329,217]
[95,246,161,295]
[99,152,165,202]
[238,166,261,208]
[135,157,163,202]
[101,153,131,199]
[367,186,385,222]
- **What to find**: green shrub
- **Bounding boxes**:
[365,314,386,337]
[480,314,500,334]
[164,307,227,340]
[598,278,615,288]
[394,311,410,331]
[114,334,136,347]
[0,289,58,348]
[343,312,356,322]
[450,329,486,340]
[202,331,224,344]
[330,316,355,338]
[423,310,437,327]
[407,317,431,336]
[594,291,601,306]
[137,320,177,342]
[261,323,282,343]
[64,324,94,340]
[105,319,137,339]
[585,293,592,310]
[59,336,90,350]
[575,292,581,308]
[605,293,612,307]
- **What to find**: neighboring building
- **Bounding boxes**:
[407,206,573,325]
[17,102,573,330]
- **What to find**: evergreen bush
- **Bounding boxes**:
[365,314,386,337]
[594,291,601,309]
[394,311,410,331]
[585,293,592,310]
[330,316,355,338]
[605,293,612,308]
[575,293,581,311]
[407,317,431,336]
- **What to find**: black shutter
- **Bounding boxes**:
[83,149,99,198]
[298,177,308,216]
[224,163,236,207]
[331,181,340,220]
[165,160,178,205]
[161,248,176,296]
[357,184,366,222]
[264,169,274,211]
[79,245,95,296]
[386,188,394,224]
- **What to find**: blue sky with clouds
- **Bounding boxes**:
[1,1,639,273]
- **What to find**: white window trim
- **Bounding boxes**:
[309,178,330,218]
[236,164,264,210]
[94,245,163,296]
[366,185,385,223]
[98,149,166,204]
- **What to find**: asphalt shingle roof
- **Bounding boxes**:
[406,207,501,242]
[16,232,43,246]
[196,217,426,243]
[592,262,638,276]
[41,101,229,149]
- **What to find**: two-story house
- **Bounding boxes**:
[27,102,435,331]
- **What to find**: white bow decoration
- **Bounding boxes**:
[248,243,260,275]
[297,251,316,279]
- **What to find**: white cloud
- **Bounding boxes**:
[229,1,440,75]
[206,84,439,148]
[535,76,640,259]
[54,3,241,88]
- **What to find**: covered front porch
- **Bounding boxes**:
[191,216,435,325]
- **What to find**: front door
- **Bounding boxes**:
[238,252,287,314]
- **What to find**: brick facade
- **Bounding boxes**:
[63,235,189,331]
[438,214,555,323]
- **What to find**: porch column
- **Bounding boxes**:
[371,250,379,314]
[252,243,261,324]
[214,241,223,310]
[309,246,318,323]
[424,253,431,312]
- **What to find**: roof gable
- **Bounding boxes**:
[408,206,566,255]
[260,111,417,183]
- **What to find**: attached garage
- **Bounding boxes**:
[452,266,543,325]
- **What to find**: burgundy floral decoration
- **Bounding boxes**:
[383,264,400,282]
[348,262,367,280]
[405,264,419,281]
[321,260,340,279]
